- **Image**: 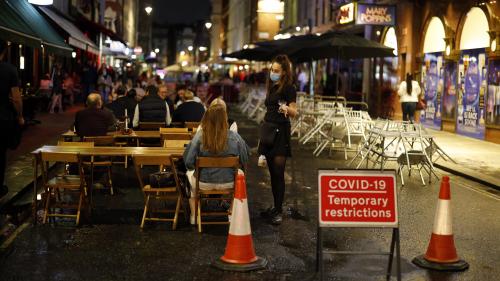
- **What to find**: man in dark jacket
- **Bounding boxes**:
[132,85,172,128]
[75,93,116,137]
[0,41,23,198]
[106,86,137,121]
[172,90,205,123]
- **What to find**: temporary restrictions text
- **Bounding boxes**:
[318,170,398,227]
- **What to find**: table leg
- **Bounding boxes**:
[32,156,38,225]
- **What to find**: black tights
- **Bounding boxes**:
[266,155,287,212]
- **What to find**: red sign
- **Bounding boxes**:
[318,170,398,227]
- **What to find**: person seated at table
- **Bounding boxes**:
[74,93,116,137]
[106,85,137,122]
[132,85,172,128]
[175,88,202,108]
[172,90,205,123]
[183,103,250,224]
[209,98,238,132]
[159,85,175,116]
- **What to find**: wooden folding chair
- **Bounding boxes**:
[133,154,186,230]
[139,122,165,130]
[160,133,192,147]
[57,141,94,196]
[83,136,115,195]
[163,139,190,148]
[195,156,239,233]
[39,151,86,225]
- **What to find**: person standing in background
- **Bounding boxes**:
[398,73,421,122]
[258,55,298,225]
[49,63,64,113]
[0,41,23,198]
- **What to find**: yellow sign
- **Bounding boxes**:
[339,3,355,24]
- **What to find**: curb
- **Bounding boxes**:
[433,162,499,190]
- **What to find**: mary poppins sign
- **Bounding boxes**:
[356,4,396,26]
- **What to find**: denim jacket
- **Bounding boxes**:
[183,130,250,183]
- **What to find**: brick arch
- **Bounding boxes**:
[456,6,492,51]
[419,14,448,54]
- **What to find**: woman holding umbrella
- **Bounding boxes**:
[258,55,298,225]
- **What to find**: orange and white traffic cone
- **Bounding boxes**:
[213,173,267,271]
[412,176,469,271]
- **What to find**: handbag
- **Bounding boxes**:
[149,169,176,188]
[259,122,280,146]
[416,99,426,111]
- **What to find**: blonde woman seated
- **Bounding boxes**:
[203,98,238,132]
[183,103,250,224]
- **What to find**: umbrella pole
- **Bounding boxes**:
[309,59,315,96]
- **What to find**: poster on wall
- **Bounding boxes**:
[486,60,500,126]
[457,49,487,139]
[442,61,458,120]
[420,53,443,130]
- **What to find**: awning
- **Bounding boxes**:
[0,0,41,48]
[6,0,72,56]
[38,6,99,55]
[76,16,126,44]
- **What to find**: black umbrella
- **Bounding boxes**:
[288,32,395,97]
[222,46,277,61]
[289,32,395,62]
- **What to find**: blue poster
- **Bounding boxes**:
[486,60,500,125]
[442,61,457,120]
[457,49,487,139]
[420,53,442,130]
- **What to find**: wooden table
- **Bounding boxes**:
[31,145,185,223]
[60,130,161,140]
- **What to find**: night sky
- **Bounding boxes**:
[153,0,211,25]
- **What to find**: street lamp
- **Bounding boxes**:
[205,22,212,29]
[145,6,153,15]
[188,46,193,51]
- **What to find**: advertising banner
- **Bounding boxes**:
[420,53,443,130]
[318,170,397,228]
[457,49,487,139]
[356,4,396,26]
[486,60,500,125]
[442,61,458,120]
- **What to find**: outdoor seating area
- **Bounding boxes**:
[31,121,238,230]
[238,85,455,187]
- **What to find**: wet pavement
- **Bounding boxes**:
[0,109,499,281]
[1,106,83,209]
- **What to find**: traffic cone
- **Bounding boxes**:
[213,173,268,272]
[412,176,469,271]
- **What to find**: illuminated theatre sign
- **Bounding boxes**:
[338,2,396,26]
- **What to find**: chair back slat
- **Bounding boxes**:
[139,122,166,130]
[57,141,94,147]
[159,127,188,133]
[160,133,192,144]
[196,156,239,169]
[40,151,80,163]
[83,136,115,146]
[164,140,190,148]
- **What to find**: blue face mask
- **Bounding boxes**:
[270,72,281,82]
